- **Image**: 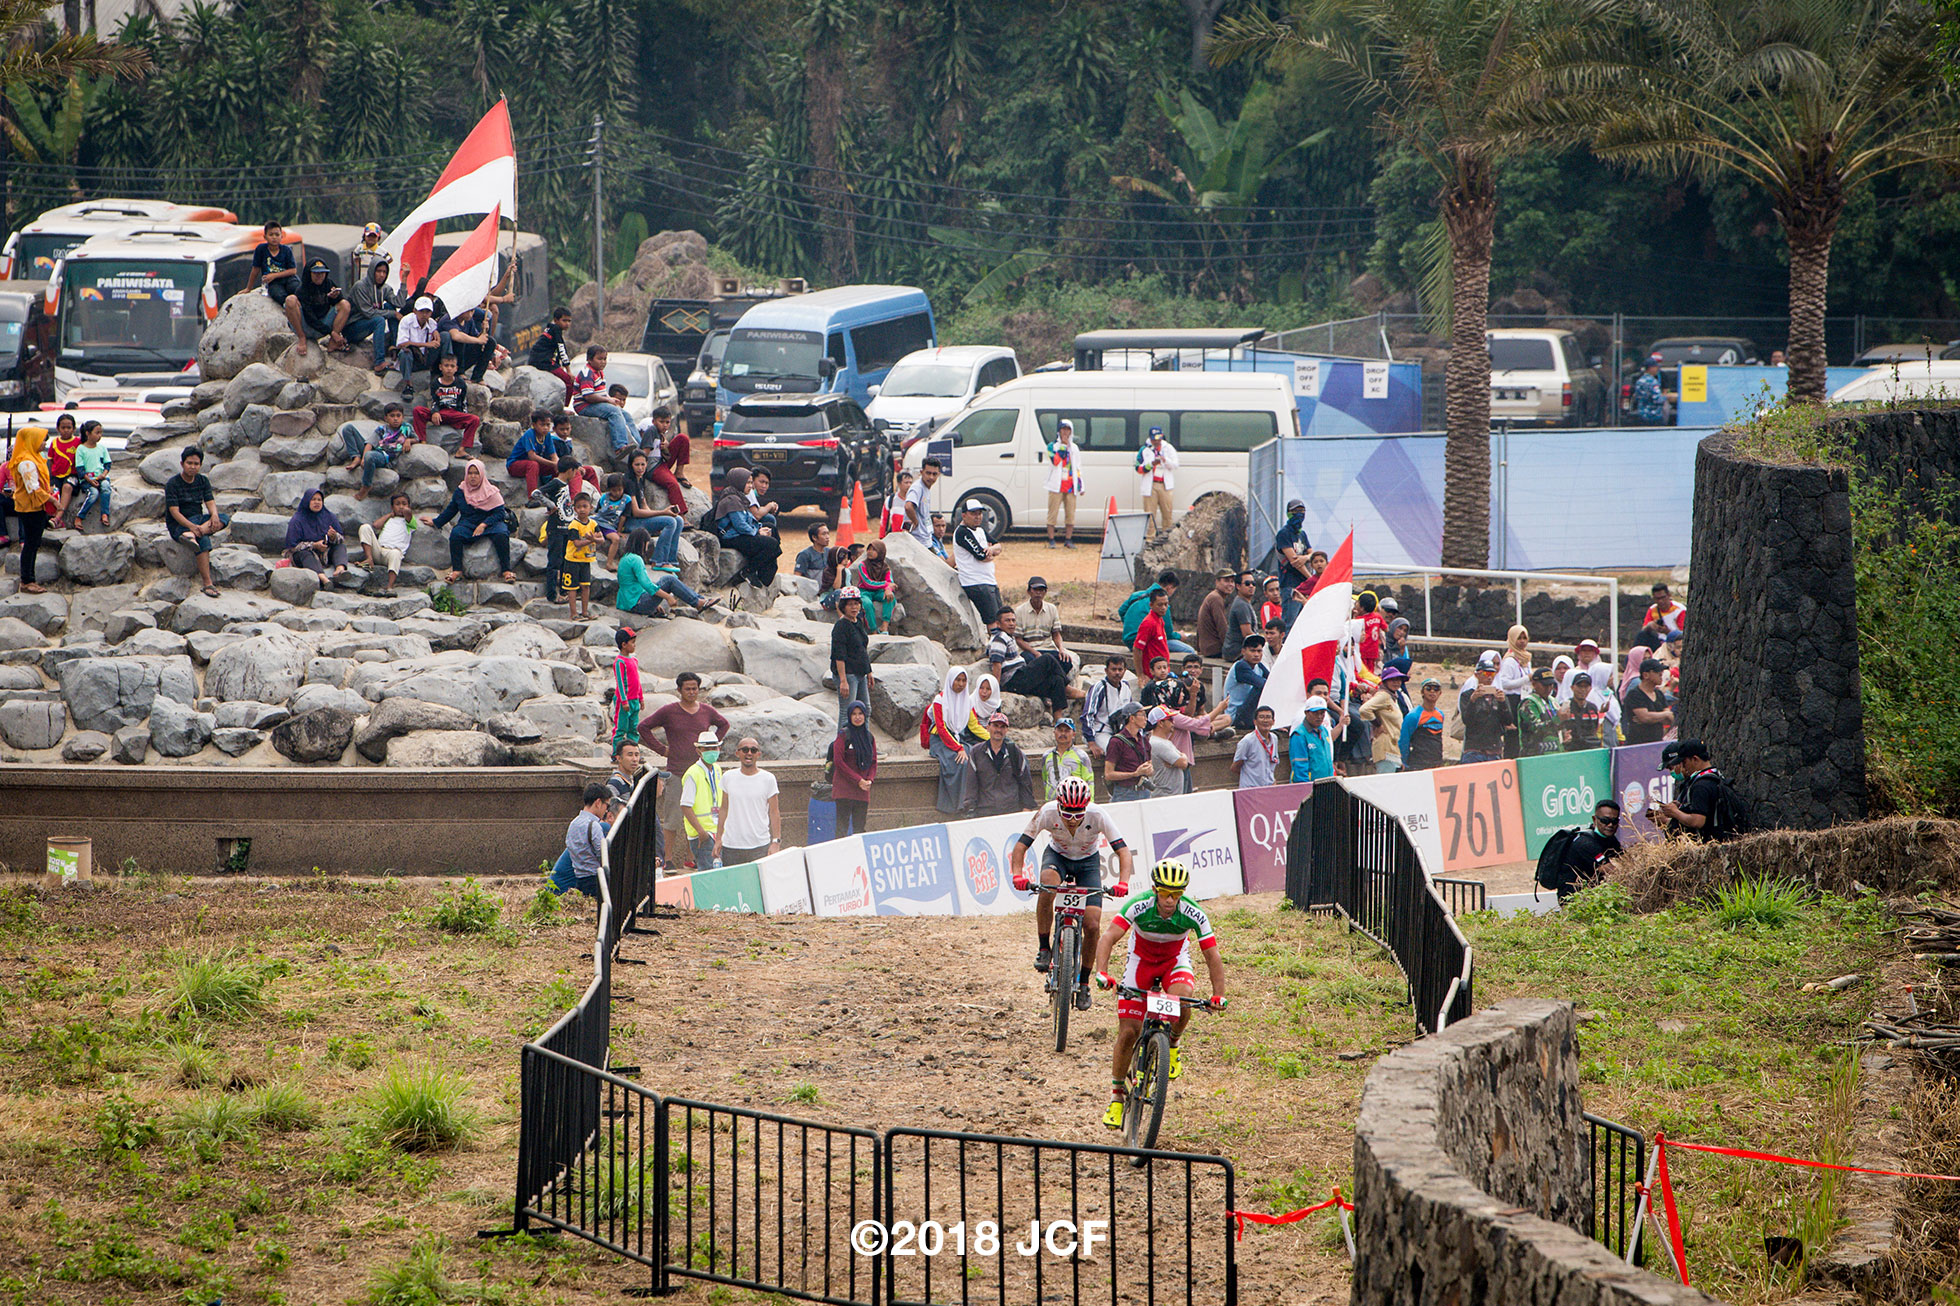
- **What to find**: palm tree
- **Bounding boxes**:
[1527,0,1960,404]
[1213,0,1568,568]
[0,0,150,229]
[802,0,859,283]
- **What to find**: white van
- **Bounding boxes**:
[1830,359,1960,404]
[900,370,1298,535]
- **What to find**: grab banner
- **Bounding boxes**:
[1516,750,1613,857]
[1141,791,1247,900]
[942,811,1039,917]
[1612,741,1677,844]
[1233,782,1314,893]
[1340,770,1445,873]
[654,862,764,912]
[1430,760,1527,872]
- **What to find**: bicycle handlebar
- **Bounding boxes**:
[1114,986,1224,1011]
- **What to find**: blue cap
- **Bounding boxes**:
[1149,426,1164,437]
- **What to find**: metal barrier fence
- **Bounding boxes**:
[1288,781,1474,1034]
[1584,1112,1647,1265]
[1432,877,1488,915]
[883,1129,1236,1306]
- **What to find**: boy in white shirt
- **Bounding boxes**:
[357,491,415,595]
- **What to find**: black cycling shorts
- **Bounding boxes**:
[1041,849,1103,904]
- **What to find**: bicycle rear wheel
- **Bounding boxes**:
[1124,1028,1171,1158]
[1051,927,1078,1053]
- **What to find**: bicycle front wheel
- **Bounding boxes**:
[1125,1028,1171,1158]
[1052,927,1078,1053]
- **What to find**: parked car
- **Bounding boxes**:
[1486,328,1609,427]
[599,350,679,425]
[711,392,892,526]
[682,328,730,435]
[1851,342,1942,368]
[0,280,56,411]
[1830,359,1960,404]
[865,345,1020,451]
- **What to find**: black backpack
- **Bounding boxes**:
[1534,827,1581,897]
[1698,768,1754,839]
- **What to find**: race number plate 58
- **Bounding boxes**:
[1145,992,1180,1018]
[1057,893,1088,912]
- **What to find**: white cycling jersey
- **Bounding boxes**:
[1022,800,1126,861]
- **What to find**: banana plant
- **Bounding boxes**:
[4,75,98,201]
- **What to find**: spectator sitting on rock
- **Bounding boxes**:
[1014,574,1075,676]
[285,487,350,580]
[442,298,497,383]
[357,492,415,596]
[1137,655,1181,712]
[747,468,781,532]
[1261,619,1286,668]
[4,426,52,594]
[347,257,402,374]
[1227,635,1268,731]
[69,419,112,529]
[594,474,633,561]
[552,411,603,501]
[614,525,713,618]
[395,298,442,396]
[638,408,690,503]
[961,711,1034,816]
[573,346,638,465]
[1196,569,1236,660]
[527,306,577,402]
[928,511,951,563]
[1259,575,1285,629]
[712,467,781,596]
[295,258,353,352]
[1081,654,1136,765]
[819,541,862,610]
[44,413,79,529]
[337,403,410,501]
[506,409,564,497]
[795,522,830,583]
[413,353,480,451]
[619,449,667,528]
[616,456,684,564]
[549,782,610,898]
[163,447,228,598]
[989,607,1081,716]
[425,459,514,584]
[852,539,897,634]
[244,220,307,354]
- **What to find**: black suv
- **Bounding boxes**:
[711,393,891,526]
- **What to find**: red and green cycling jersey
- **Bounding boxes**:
[1111,894,1217,966]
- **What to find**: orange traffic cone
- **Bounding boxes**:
[850,481,869,534]
[835,506,855,549]
[1107,494,1118,520]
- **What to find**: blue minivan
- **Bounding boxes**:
[715,285,935,418]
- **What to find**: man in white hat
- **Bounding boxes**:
[952,497,1004,629]
[394,297,443,398]
[678,729,726,870]
[1289,695,1335,782]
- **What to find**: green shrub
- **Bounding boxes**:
[158,954,264,1021]
[1563,881,1632,926]
[365,1236,460,1305]
[246,1083,318,1132]
[93,1094,159,1153]
[1712,877,1809,930]
[327,1035,376,1070]
[428,879,503,935]
[167,1097,256,1160]
[163,1037,222,1088]
[521,887,564,926]
[369,1063,475,1152]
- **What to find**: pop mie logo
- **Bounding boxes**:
[963,836,1002,908]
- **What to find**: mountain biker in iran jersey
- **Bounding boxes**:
[1091,857,1227,1130]
[1009,776,1135,1012]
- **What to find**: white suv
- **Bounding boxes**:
[866,345,1019,450]
[1486,328,1608,427]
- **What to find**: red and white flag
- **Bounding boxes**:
[424,206,502,314]
[380,99,516,294]
[1259,529,1355,730]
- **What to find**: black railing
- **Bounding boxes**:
[883,1129,1236,1306]
[1286,781,1474,1034]
[1584,1112,1647,1264]
[1433,877,1488,915]
[659,1098,881,1305]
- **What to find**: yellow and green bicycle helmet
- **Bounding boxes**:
[1150,857,1190,892]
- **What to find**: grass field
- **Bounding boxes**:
[0,871,1899,1305]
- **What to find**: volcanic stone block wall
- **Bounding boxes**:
[1351,1000,1722,1306]
[1682,431,1865,829]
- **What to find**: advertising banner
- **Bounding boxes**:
[1140,791,1247,900]
[1430,760,1528,872]
[1232,782,1314,893]
[756,848,813,915]
[1612,741,1677,845]
[861,824,961,915]
[1516,749,1614,857]
[943,811,1039,917]
[1340,770,1445,875]
[652,862,765,912]
[804,835,876,917]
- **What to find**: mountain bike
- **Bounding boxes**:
[1115,985,1220,1158]
[1033,882,1093,1053]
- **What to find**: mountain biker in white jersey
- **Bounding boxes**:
[1092,856,1228,1130]
[1010,775,1135,1013]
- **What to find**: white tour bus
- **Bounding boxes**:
[2,199,239,281]
[900,370,1299,535]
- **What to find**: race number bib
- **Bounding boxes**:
[1145,992,1180,1018]
[1057,892,1088,912]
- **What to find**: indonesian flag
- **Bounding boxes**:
[379,100,516,294]
[424,207,502,313]
[1259,529,1355,730]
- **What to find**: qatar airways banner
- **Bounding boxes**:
[1232,782,1314,894]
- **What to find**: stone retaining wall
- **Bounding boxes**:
[1352,999,1721,1306]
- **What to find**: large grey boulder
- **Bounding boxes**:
[513,693,606,741]
[169,592,287,634]
[475,656,559,713]
[505,366,569,411]
[731,621,837,699]
[205,630,312,704]
[63,730,110,762]
[198,420,244,459]
[148,696,214,757]
[386,729,513,767]
[260,470,319,511]
[103,484,164,531]
[62,532,139,587]
[870,634,951,680]
[110,723,150,764]
[868,663,943,739]
[0,699,65,750]
[269,408,316,439]
[260,433,331,469]
[288,684,369,716]
[397,443,450,479]
[214,701,289,730]
[0,665,42,690]
[0,615,45,650]
[231,404,274,449]
[310,359,373,406]
[275,380,315,410]
[185,630,251,664]
[209,546,272,591]
[474,622,567,660]
[620,619,738,681]
[398,614,489,652]
[111,628,190,659]
[354,696,477,762]
[58,655,195,732]
[198,294,294,381]
[223,362,290,416]
[884,531,986,653]
[270,706,356,763]
[227,512,292,552]
[139,446,188,486]
[205,447,266,492]
[212,727,265,756]
[719,697,837,762]
[269,566,320,606]
[0,590,67,635]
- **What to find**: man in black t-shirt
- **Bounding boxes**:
[1456,652,1512,764]
[295,258,352,352]
[163,448,228,597]
[244,220,309,354]
[526,306,577,402]
[1656,740,1741,841]
[1620,658,1675,745]
[1546,799,1624,900]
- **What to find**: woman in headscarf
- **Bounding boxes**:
[923,667,975,813]
[285,487,349,577]
[1623,623,1667,692]
[1497,623,1533,757]
[852,538,898,634]
[829,700,877,837]
[424,459,513,583]
[968,673,1001,746]
[4,426,53,594]
[711,466,780,591]
[614,526,715,618]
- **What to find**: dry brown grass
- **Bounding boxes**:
[1891,1077,1960,1301]
[1607,817,1960,913]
